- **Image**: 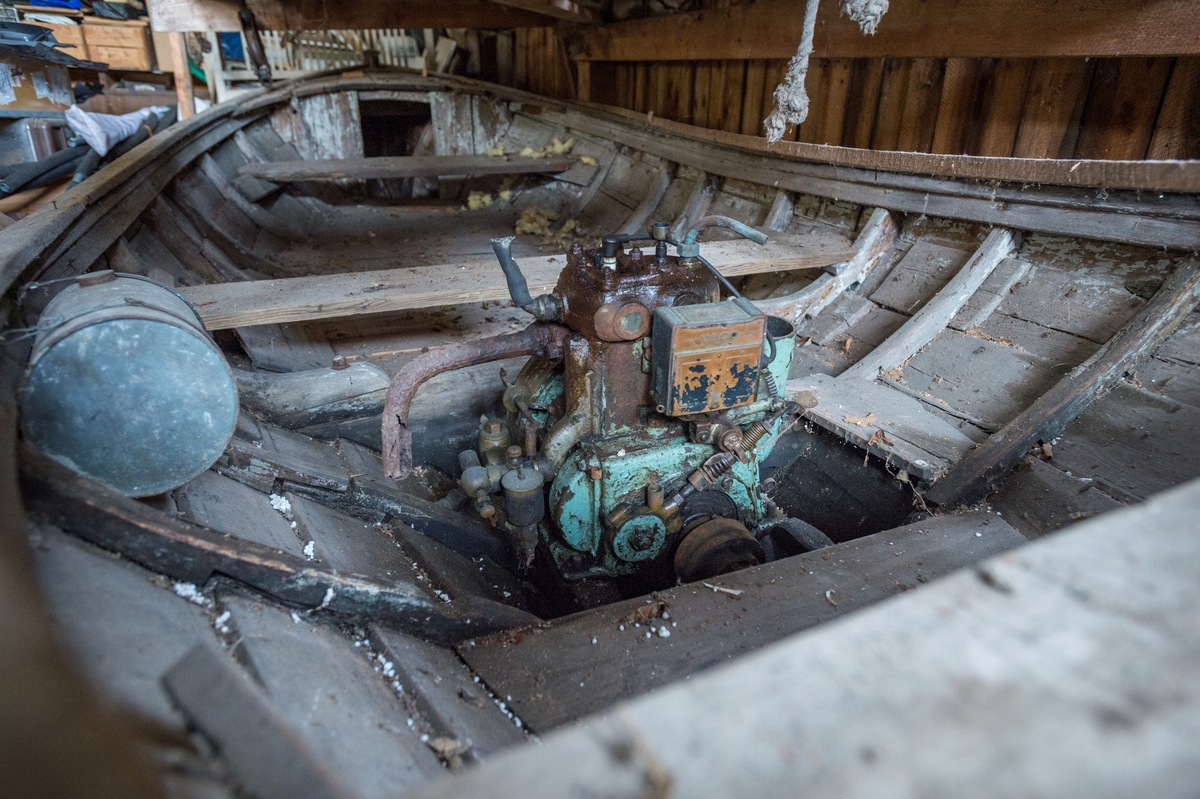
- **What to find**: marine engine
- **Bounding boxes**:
[382,217,818,584]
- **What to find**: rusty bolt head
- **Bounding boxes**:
[719,475,734,490]
[631,527,656,551]
[718,428,743,453]
[483,419,503,435]
[331,355,348,370]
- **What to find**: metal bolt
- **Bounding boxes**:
[719,475,734,490]
[331,355,348,370]
[631,527,655,551]
[483,419,503,435]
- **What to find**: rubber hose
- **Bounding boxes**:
[26,154,86,190]
[68,147,101,187]
[152,105,177,133]
[0,146,84,194]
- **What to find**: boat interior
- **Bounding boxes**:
[3,67,1199,797]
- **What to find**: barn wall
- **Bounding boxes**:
[502,26,1200,161]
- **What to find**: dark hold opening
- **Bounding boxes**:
[359,99,434,201]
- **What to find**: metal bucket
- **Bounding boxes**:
[21,271,238,497]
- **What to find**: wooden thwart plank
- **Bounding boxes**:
[239,154,577,183]
[459,513,1026,733]
[926,260,1200,508]
[182,238,857,330]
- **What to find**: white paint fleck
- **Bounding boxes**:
[172,582,211,607]
[303,541,315,560]
[269,494,292,514]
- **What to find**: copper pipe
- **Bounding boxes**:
[382,323,569,480]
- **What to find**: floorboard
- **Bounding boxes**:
[459,513,1025,733]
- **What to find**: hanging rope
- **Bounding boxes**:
[763,0,890,144]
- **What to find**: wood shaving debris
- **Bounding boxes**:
[825,589,838,607]
[865,429,894,448]
[621,601,669,625]
[843,336,854,352]
[702,582,744,596]
[843,412,878,428]
[580,155,598,165]
[426,737,472,768]
[520,136,575,159]
[466,191,493,210]
[486,145,506,157]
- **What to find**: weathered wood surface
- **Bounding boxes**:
[787,373,975,481]
[240,154,576,183]
[18,443,509,643]
[162,642,355,799]
[211,595,445,795]
[617,163,671,235]
[756,208,899,325]
[181,236,857,330]
[30,524,217,732]
[989,457,1124,538]
[235,362,390,428]
[579,0,1200,61]
[869,240,973,315]
[1050,383,1200,505]
[926,261,1200,507]
[370,626,527,759]
[408,477,1200,799]
[844,229,1016,379]
[459,513,1026,733]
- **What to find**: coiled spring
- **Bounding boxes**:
[740,420,772,451]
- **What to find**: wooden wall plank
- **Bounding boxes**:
[871,58,911,151]
[693,61,713,128]
[1012,58,1091,158]
[720,60,746,134]
[797,59,829,144]
[1075,57,1175,160]
[896,57,945,152]
[741,59,767,137]
[633,62,648,113]
[930,57,981,154]
[708,61,729,131]
[975,58,1033,157]
[667,62,694,124]
[821,58,853,146]
[845,58,885,149]
[1148,57,1200,159]
[649,62,667,118]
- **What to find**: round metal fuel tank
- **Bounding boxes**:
[21,271,238,497]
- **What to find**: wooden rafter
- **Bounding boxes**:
[579,0,1200,62]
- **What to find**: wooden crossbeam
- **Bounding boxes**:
[181,238,857,330]
[579,0,1200,62]
[239,154,577,183]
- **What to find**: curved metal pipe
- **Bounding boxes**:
[382,323,569,480]
[538,368,592,478]
[686,215,769,245]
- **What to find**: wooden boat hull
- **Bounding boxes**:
[2,68,1198,797]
